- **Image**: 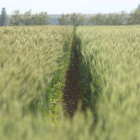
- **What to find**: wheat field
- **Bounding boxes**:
[1,26,140,140]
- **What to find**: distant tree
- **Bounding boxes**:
[138,4,140,10]
[32,12,50,25]
[89,14,106,25]
[126,4,140,25]
[10,10,50,26]
[0,8,7,26]
[89,12,127,25]
[23,10,32,25]
[105,13,124,25]
[70,13,87,26]
[0,15,1,26]
[120,11,128,25]
[10,10,23,25]
[58,13,87,26]
[58,14,70,25]
[127,9,140,25]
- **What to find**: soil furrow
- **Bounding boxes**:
[63,36,83,116]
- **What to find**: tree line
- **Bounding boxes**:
[58,4,140,26]
[0,4,140,26]
[0,9,50,26]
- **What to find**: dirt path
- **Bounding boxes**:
[63,37,83,116]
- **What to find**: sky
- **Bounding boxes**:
[0,0,140,14]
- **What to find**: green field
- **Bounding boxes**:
[77,26,140,139]
[0,26,140,140]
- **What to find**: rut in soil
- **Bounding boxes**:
[63,36,83,116]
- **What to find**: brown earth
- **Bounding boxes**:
[63,40,83,117]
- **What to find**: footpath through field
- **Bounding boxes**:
[63,32,83,116]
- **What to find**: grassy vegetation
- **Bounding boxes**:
[0,26,95,140]
[0,26,73,138]
[1,25,140,140]
[77,26,140,139]
[0,26,73,113]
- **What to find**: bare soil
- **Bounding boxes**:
[63,43,83,116]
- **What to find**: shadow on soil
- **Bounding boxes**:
[63,35,83,116]
[63,31,101,123]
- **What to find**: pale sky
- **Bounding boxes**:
[0,0,140,14]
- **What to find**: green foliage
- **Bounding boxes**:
[1,25,140,140]
[58,14,70,25]
[89,11,127,25]
[32,12,50,25]
[77,26,140,139]
[0,26,95,140]
[127,9,140,24]
[58,13,87,26]
[0,8,7,26]
[10,10,23,25]
[138,4,140,10]
[23,10,32,25]
[0,26,73,116]
[10,11,50,26]
[0,107,94,140]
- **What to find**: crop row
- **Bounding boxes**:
[1,26,140,140]
[77,26,140,140]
